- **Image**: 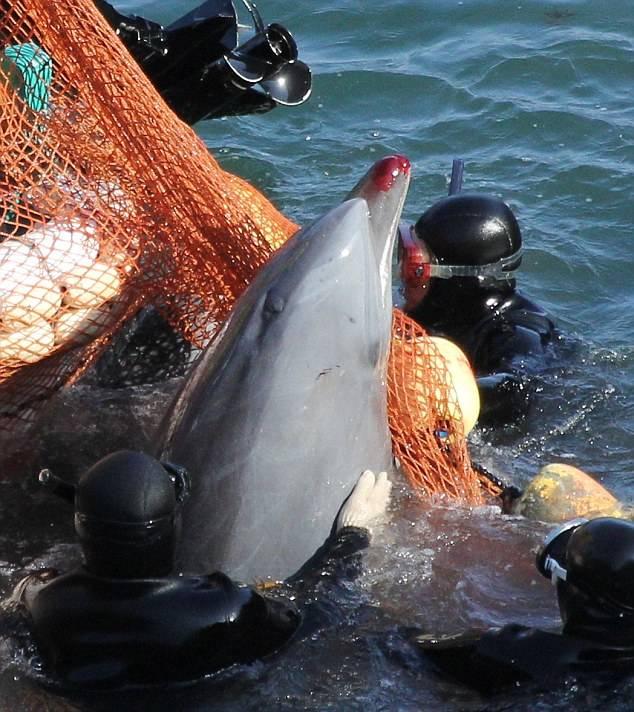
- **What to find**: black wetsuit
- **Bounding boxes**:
[408,280,556,424]
[413,623,634,695]
[11,526,369,689]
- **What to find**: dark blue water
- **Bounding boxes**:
[0,0,633,709]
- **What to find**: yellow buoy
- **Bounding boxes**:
[513,463,626,522]
[430,336,481,435]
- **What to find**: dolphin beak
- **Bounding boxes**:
[346,156,411,307]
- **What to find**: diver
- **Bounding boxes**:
[408,516,634,694]
[94,0,312,123]
[9,450,390,689]
[397,162,556,425]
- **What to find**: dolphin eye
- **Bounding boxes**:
[263,292,286,317]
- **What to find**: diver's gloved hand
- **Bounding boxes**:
[336,470,391,534]
[116,16,168,57]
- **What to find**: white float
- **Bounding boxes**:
[0,319,55,363]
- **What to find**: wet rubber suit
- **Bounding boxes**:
[411,283,555,425]
[408,517,634,694]
[410,623,634,695]
[93,0,312,123]
[7,452,380,690]
[402,193,556,425]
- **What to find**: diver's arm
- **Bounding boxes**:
[476,319,553,424]
[286,526,372,591]
[286,470,391,592]
[412,626,541,694]
[413,623,588,694]
[489,324,552,372]
[412,627,530,693]
[476,371,533,425]
[479,296,556,374]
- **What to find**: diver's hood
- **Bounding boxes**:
[75,451,190,578]
[413,193,523,269]
[537,517,634,644]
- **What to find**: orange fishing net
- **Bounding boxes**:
[0,0,494,504]
[387,309,494,504]
[0,0,294,426]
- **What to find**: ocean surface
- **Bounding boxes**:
[1,0,633,709]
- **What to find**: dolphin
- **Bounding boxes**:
[158,155,411,582]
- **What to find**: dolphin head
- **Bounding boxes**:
[161,156,410,580]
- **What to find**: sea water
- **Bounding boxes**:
[0,0,633,709]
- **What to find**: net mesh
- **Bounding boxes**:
[0,0,294,427]
[387,309,493,504]
[0,0,497,504]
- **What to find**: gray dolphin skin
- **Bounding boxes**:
[158,155,411,582]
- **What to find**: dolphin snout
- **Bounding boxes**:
[368,155,411,193]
